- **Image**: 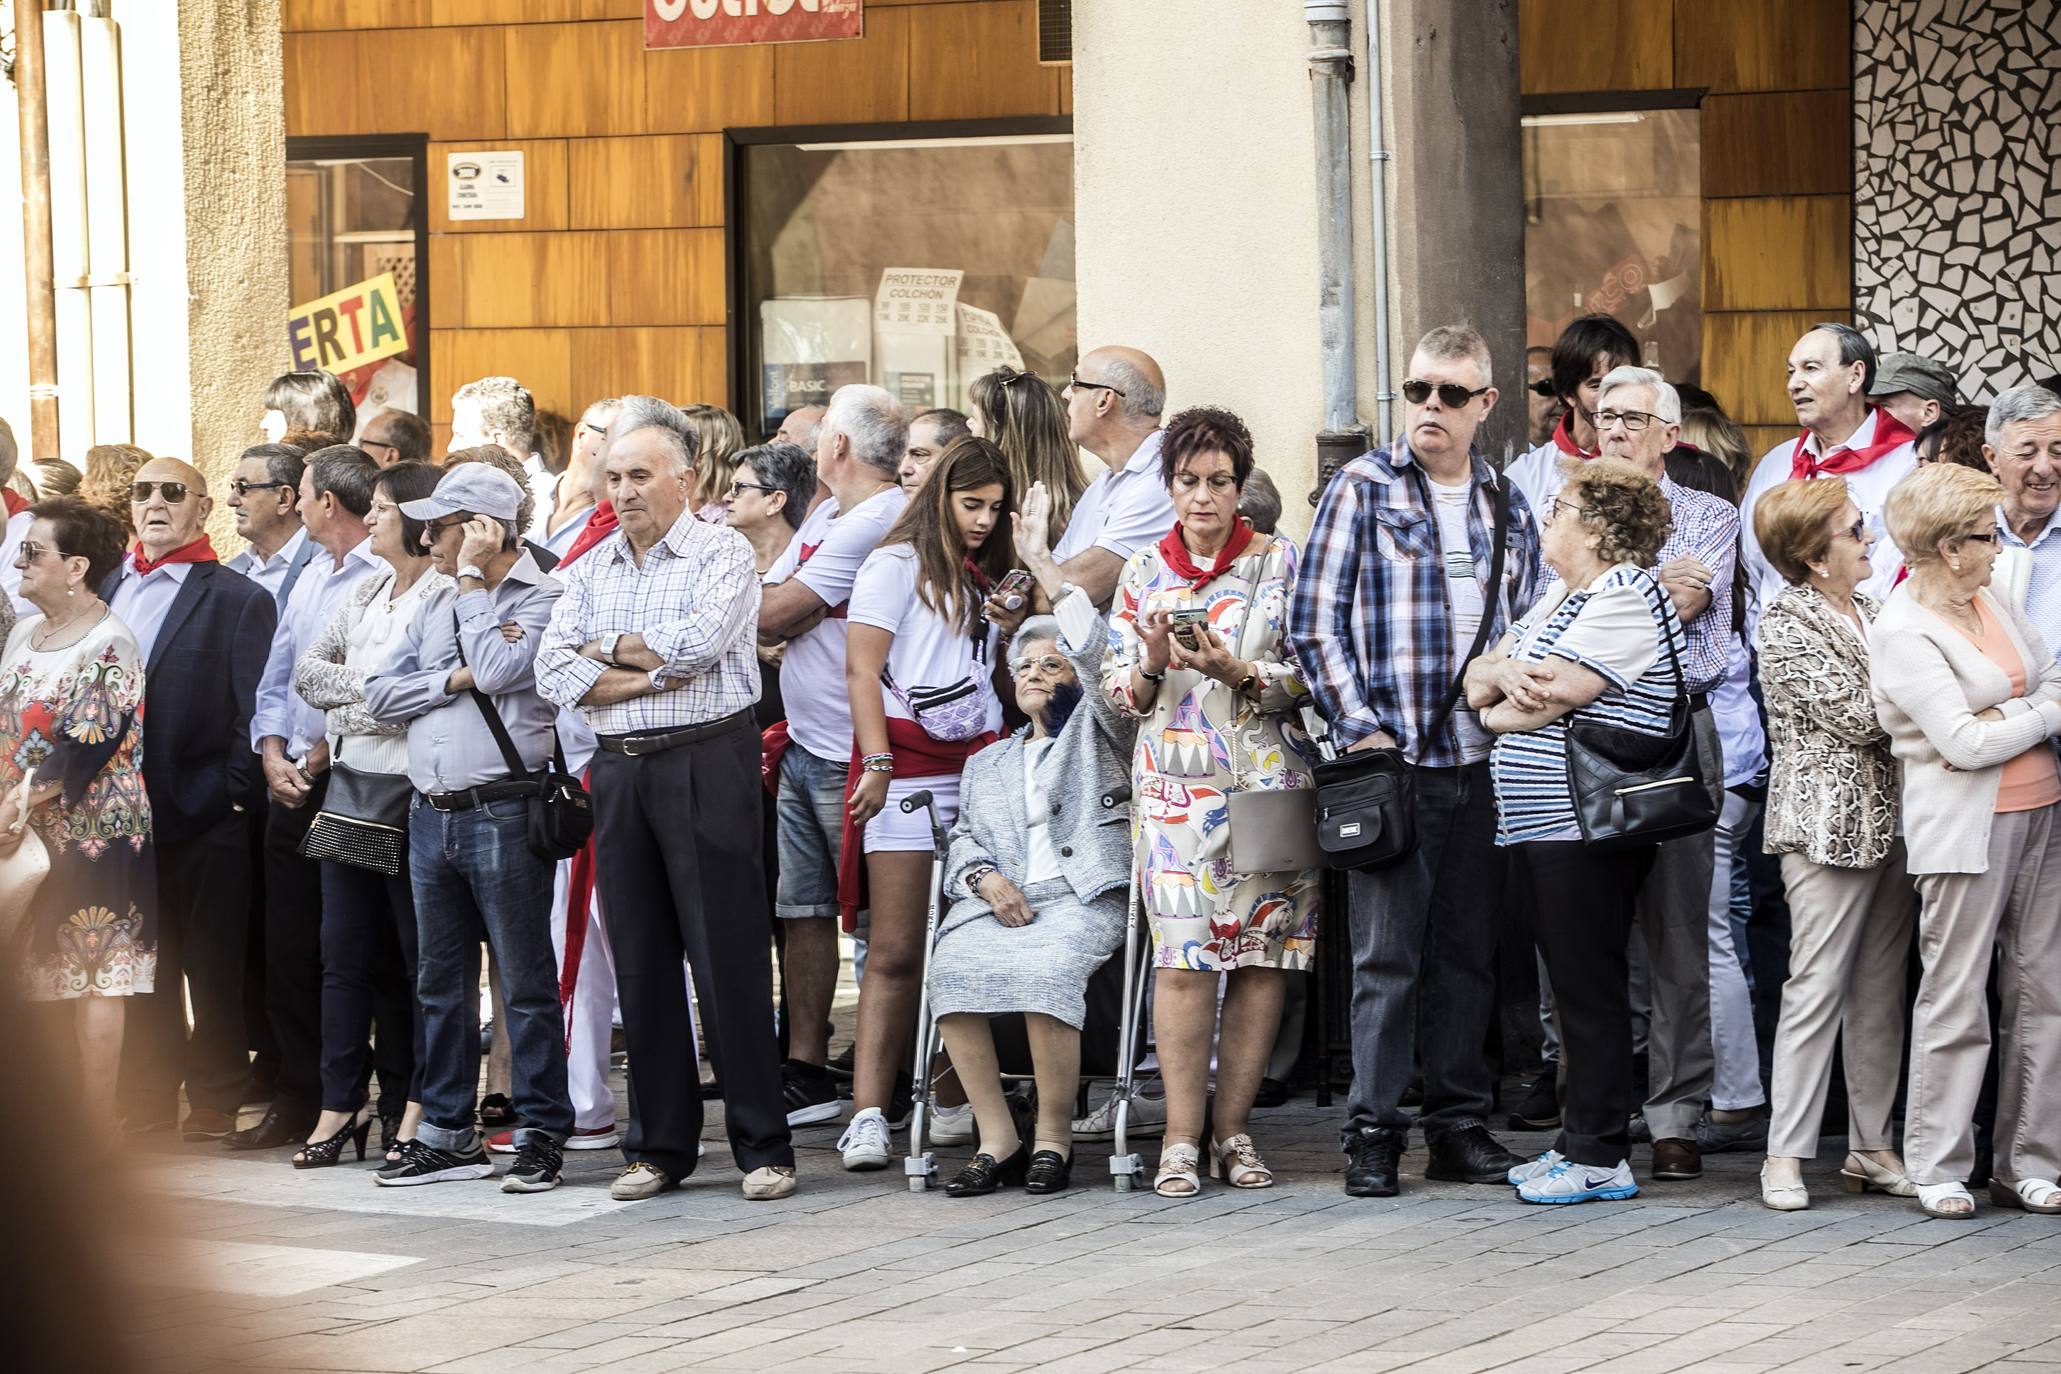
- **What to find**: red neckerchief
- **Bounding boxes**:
[1158,518,1255,593]
[837,718,997,929]
[1551,409,1599,459]
[1789,406,1917,480]
[963,557,995,596]
[130,535,218,577]
[2,489,27,519]
[558,499,617,567]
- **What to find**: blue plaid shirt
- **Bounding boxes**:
[1287,440,1543,767]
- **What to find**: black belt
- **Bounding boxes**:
[596,708,754,758]
[1687,692,1710,712]
[423,780,537,812]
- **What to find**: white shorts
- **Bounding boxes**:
[865,775,961,854]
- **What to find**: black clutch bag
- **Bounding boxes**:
[300,746,413,875]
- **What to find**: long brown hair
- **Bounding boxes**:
[970,366,1084,537]
[880,435,1016,634]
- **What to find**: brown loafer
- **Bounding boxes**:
[1651,1138,1702,1180]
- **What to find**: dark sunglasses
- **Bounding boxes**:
[1402,380,1491,408]
[1833,516,1866,543]
[230,478,290,498]
[1067,372,1126,398]
[423,516,470,538]
[728,481,776,497]
[1960,530,1997,544]
[131,480,192,504]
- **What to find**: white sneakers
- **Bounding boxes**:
[838,1108,893,1170]
[742,1165,798,1201]
[926,1102,975,1145]
[1072,1090,1167,1142]
[1516,1157,1638,1205]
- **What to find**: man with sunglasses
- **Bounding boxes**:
[224,443,316,605]
[1290,325,1543,1200]
[530,398,619,559]
[359,409,432,470]
[107,458,278,1140]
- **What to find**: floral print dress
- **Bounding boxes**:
[1,614,156,1000]
[1102,532,1321,971]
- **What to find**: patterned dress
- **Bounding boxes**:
[1,613,156,1000]
[1103,532,1320,971]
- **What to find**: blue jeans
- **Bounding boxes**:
[775,746,847,920]
[409,797,572,1151]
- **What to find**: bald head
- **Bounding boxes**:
[1066,345,1166,458]
[133,455,212,556]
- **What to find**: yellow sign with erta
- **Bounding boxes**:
[287,272,409,375]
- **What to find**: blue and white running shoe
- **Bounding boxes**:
[1507,1149,1566,1186]
[1517,1157,1638,1205]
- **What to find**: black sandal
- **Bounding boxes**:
[1025,1149,1074,1194]
[379,1111,405,1163]
[944,1145,1028,1197]
[292,1113,371,1170]
[479,1094,515,1128]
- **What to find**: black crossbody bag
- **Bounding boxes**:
[455,611,594,861]
[1313,472,1510,872]
[300,739,413,875]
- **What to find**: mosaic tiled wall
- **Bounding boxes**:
[1852,0,2061,400]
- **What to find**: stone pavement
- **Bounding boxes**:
[123,1080,2061,1374]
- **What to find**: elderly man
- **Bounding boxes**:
[1869,352,1959,437]
[360,465,572,1191]
[757,384,909,1129]
[224,443,318,603]
[107,458,277,1138]
[450,375,555,521]
[532,397,619,558]
[539,396,796,1203]
[1290,325,1543,1198]
[1989,384,2061,641]
[1014,346,1174,611]
[900,407,970,492]
[1740,324,1917,619]
[1506,314,1641,516]
[359,409,432,469]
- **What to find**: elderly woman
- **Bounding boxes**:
[1102,405,1318,1199]
[0,499,151,1145]
[1872,462,2061,1219]
[929,600,1137,1195]
[1465,458,1686,1205]
[1750,478,1918,1210]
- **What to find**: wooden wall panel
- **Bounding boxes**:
[1518,0,1673,95]
[1702,92,1852,198]
[1741,425,1798,461]
[282,32,365,135]
[570,327,727,412]
[428,139,570,233]
[641,39,777,133]
[357,27,508,140]
[1702,310,1841,427]
[504,22,647,138]
[607,229,725,326]
[1675,0,1848,95]
[283,0,417,31]
[1704,196,1852,312]
[430,328,576,421]
[451,232,612,327]
[774,4,911,126]
[909,0,1062,121]
[569,135,724,229]
[431,0,584,24]
[428,233,467,329]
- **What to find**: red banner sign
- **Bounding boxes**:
[645,0,863,50]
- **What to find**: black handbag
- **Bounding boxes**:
[455,611,594,862]
[1563,582,1718,853]
[1313,471,1510,872]
[300,741,413,875]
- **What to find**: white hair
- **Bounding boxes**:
[1597,365,1682,425]
[1987,384,2061,449]
[606,394,700,472]
[1008,615,1064,664]
[825,384,908,476]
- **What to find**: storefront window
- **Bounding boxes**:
[1523,107,1701,383]
[737,129,1076,436]
[285,139,428,434]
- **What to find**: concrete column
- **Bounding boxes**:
[1381,0,1526,464]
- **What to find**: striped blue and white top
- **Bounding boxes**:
[1491,563,1687,845]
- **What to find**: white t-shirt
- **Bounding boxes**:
[846,543,1003,736]
[1053,430,1174,568]
[1505,437,1578,520]
[1429,477,1493,762]
[763,485,909,760]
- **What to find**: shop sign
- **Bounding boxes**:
[447,150,525,222]
[646,0,862,50]
[287,272,409,375]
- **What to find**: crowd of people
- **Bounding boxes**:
[2,312,2058,1221]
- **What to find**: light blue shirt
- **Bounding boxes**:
[107,557,195,664]
[251,536,385,757]
[1998,502,2061,652]
[226,525,308,599]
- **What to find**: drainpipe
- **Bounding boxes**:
[1363,0,1394,447]
[1305,1,1366,500]
[14,0,61,460]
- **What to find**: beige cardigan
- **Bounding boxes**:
[1870,585,2061,874]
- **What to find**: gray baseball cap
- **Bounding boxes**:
[401,463,523,523]
[1869,353,1959,408]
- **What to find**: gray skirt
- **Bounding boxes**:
[927,878,1128,1030]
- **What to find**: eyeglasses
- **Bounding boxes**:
[1067,373,1126,398]
[1402,380,1491,408]
[581,422,609,439]
[15,540,67,563]
[1549,497,1590,524]
[727,481,775,498]
[1008,654,1070,679]
[360,438,398,453]
[131,480,191,504]
[1960,530,1998,544]
[1171,472,1239,494]
[423,516,469,537]
[1593,408,1659,433]
[1833,516,1867,543]
[230,478,290,498]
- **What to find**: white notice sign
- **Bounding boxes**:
[874,268,963,335]
[448,151,525,221]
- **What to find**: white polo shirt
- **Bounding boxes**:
[1054,430,1174,567]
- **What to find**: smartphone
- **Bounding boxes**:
[994,568,1036,612]
[1171,606,1210,648]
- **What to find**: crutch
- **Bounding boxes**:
[901,788,950,1192]
[1102,782,1153,1192]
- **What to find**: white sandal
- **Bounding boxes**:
[1989,1178,2061,1214]
[1840,1151,1917,1198]
[1153,1142,1201,1198]
[1210,1134,1274,1189]
[1916,1181,1976,1219]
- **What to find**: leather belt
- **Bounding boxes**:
[424,780,537,812]
[596,708,754,758]
[1687,693,1711,712]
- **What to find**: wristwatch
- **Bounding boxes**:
[456,563,486,583]
[964,865,998,896]
[597,631,623,665]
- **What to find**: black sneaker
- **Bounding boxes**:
[1507,1068,1561,1130]
[501,1138,564,1193]
[782,1059,841,1127]
[1425,1124,1525,1184]
[827,1044,856,1081]
[1344,1126,1403,1198]
[374,1137,495,1187]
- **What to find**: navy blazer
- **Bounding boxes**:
[101,560,278,845]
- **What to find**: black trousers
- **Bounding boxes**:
[1524,838,1657,1168]
[243,805,278,1099]
[263,788,327,1120]
[120,812,252,1116]
[318,858,422,1114]
[591,720,793,1178]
